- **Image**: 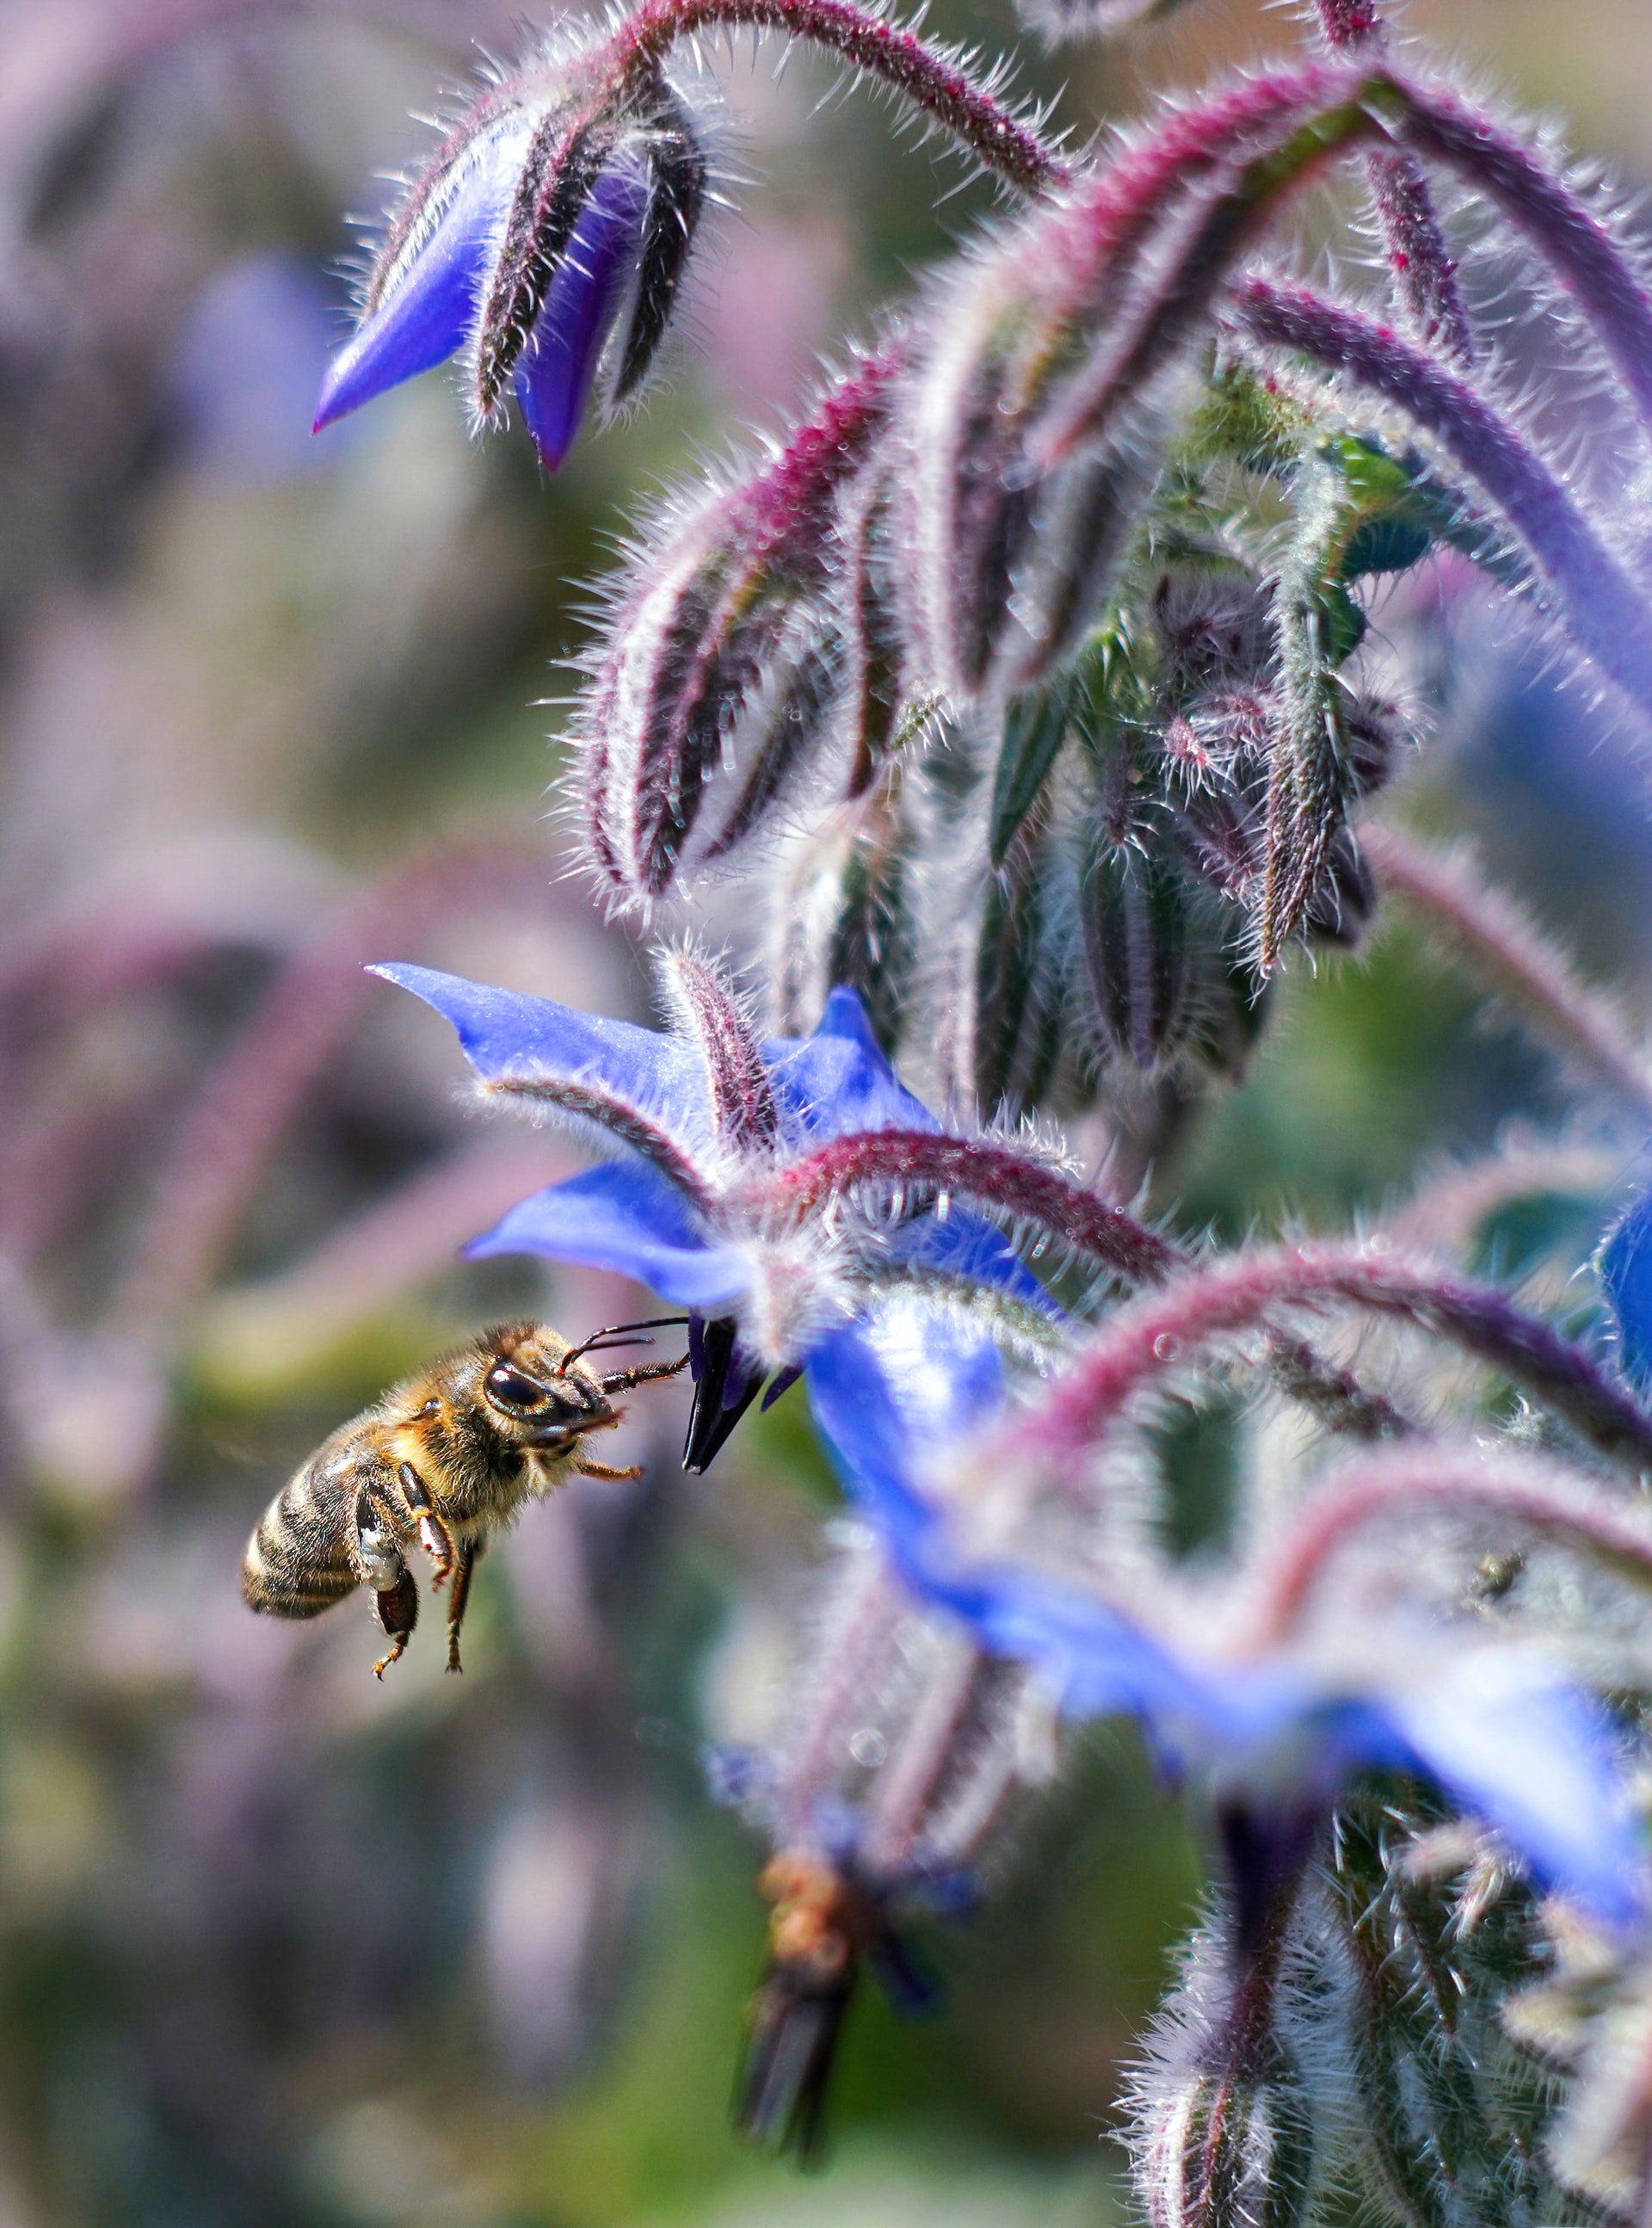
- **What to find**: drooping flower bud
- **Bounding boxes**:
[975,799,1076,1117]
[902,235,1155,701]
[835,451,912,799]
[1129,1861,1322,2228]
[315,59,711,471]
[771,774,917,1058]
[1080,821,1198,1077]
[578,354,899,904]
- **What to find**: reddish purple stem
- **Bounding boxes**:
[755,1127,1185,1287]
[1008,1243,1652,1479]
[599,0,1069,194]
[1248,1446,1652,1649]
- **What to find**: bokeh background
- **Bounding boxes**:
[2,0,1650,2220]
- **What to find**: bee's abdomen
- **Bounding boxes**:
[242,1463,355,1620]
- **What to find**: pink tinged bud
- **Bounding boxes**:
[582,353,898,900]
[313,116,532,434]
[513,150,652,471]
[1081,828,1198,1076]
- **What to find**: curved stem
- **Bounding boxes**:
[1384,1133,1618,1254]
[1008,1240,1652,1476]
[601,0,1069,194]
[1247,1447,1652,1649]
[758,1131,1410,1437]
[1362,822,1652,1119]
[756,1128,1184,1284]
[1226,278,1652,727]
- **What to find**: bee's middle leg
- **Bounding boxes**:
[444,1540,480,1676]
[397,1461,456,1589]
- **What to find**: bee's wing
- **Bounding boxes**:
[732,1960,856,2166]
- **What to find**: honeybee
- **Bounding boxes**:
[243,1318,687,1677]
[735,1850,939,2163]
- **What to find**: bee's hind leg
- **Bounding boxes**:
[444,1541,481,1676]
[352,1487,419,1680]
[397,1461,456,1589]
[373,1571,419,1680]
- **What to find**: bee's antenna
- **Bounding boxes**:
[560,1315,692,1372]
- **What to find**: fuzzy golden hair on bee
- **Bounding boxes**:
[242,1315,688,1677]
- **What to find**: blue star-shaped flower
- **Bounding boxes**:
[373,955,1052,1469]
[804,1299,1649,1929]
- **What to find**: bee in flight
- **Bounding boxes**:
[243,1318,687,1677]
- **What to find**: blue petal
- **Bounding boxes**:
[807,1311,1216,1725]
[373,963,712,1146]
[1379,1667,1646,1926]
[808,1305,1004,1512]
[515,154,650,472]
[808,1303,1649,1922]
[1600,1187,1652,1395]
[896,1205,1057,1311]
[468,1160,750,1308]
[315,120,528,432]
[765,988,937,1143]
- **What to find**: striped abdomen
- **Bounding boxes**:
[242,1450,357,1619]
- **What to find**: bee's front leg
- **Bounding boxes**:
[575,1455,644,1483]
[396,1461,456,1589]
[597,1354,692,1395]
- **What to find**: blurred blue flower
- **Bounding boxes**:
[806,1304,1649,1928]
[174,254,343,481]
[1600,1185,1652,1396]
[315,127,653,472]
[375,961,1051,1469]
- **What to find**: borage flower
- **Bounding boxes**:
[315,69,708,470]
[806,1303,1649,1928]
[373,953,1052,1470]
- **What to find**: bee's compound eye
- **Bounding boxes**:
[485,1362,550,1411]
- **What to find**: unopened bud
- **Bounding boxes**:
[771,777,916,1055]
[581,358,897,903]
[1138,2046,1317,2228]
[975,805,1076,1116]
[1080,825,1197,1075]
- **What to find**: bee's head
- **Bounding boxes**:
[475,1322,615,1451]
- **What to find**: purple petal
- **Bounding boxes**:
[314,120,528,433]
[765,987,937,1141]
[807,1310,1208,1721]
[372,963,713,1145]
[515,154,651,472]
[468,1160,749,1309]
